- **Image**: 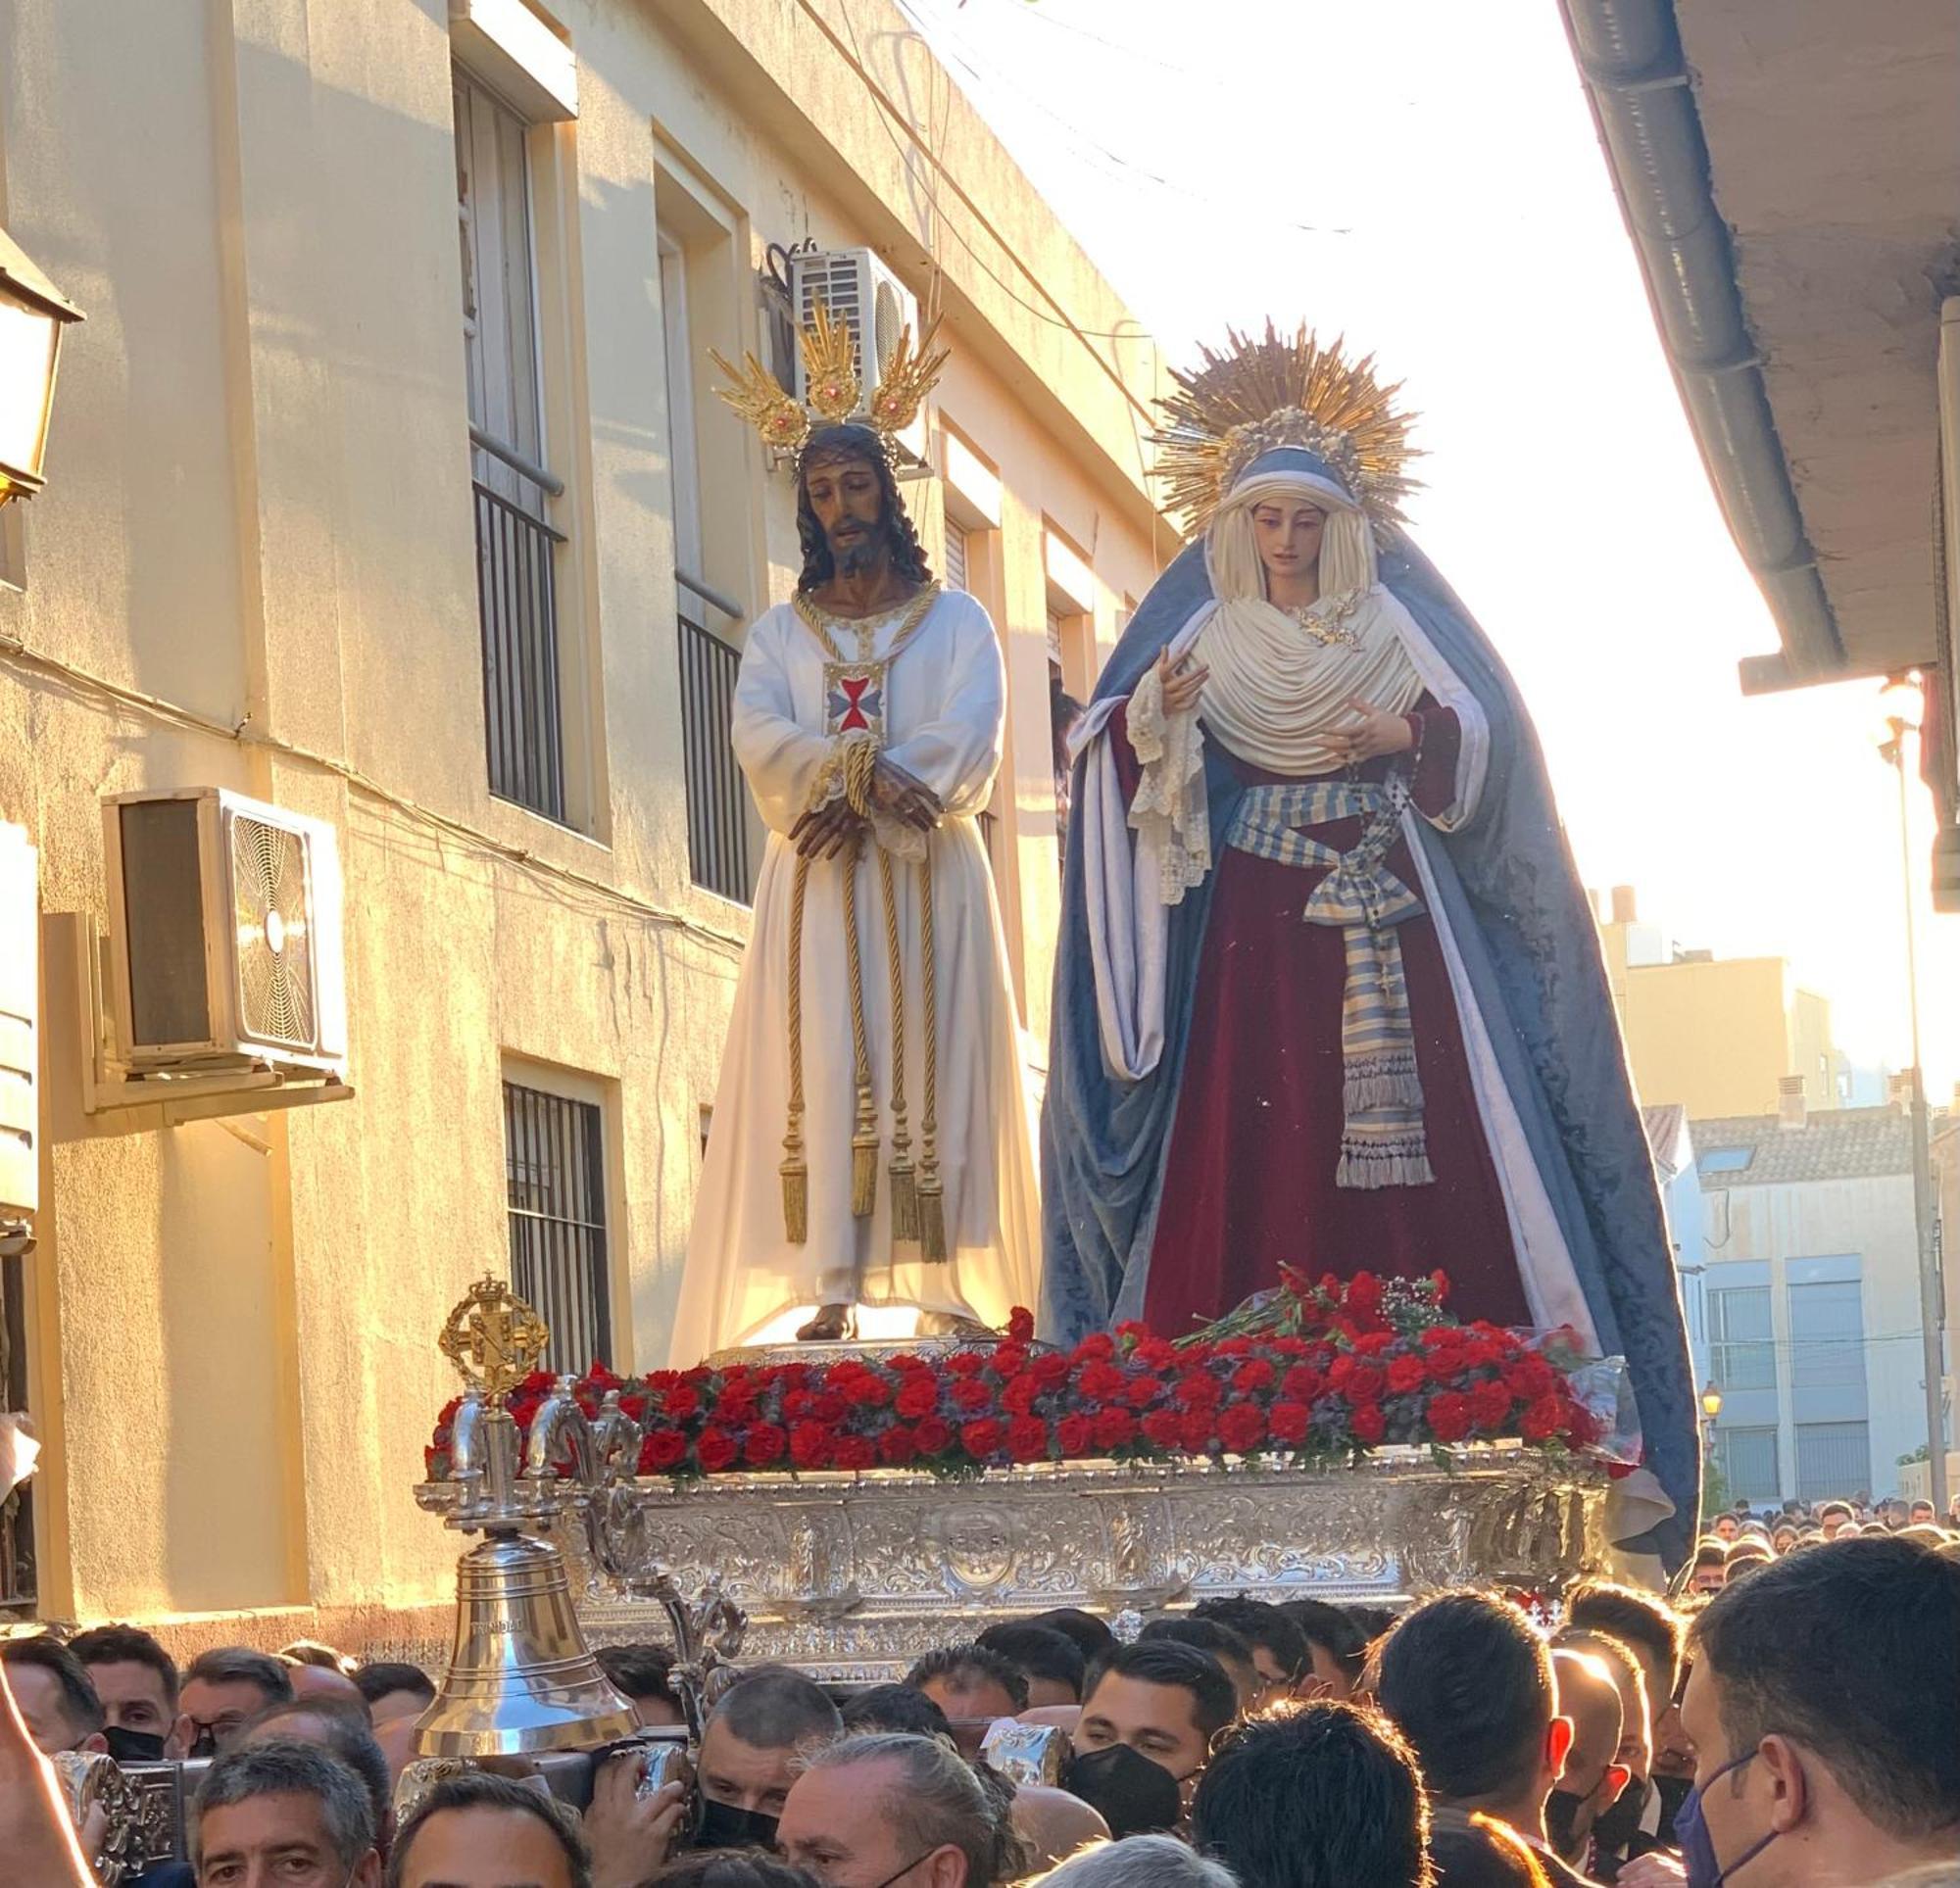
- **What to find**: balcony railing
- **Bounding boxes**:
[678,571,752,904]
[472,425,567,823]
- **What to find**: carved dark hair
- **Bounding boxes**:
[796,425,932,596]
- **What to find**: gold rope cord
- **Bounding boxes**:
[840,740,882,1218]
[792,582,942,664]
[780,853,811,1241]
[877,848,919,1241]
[915,837,947,1262]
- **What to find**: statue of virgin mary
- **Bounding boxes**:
[1040,326,1696,1565]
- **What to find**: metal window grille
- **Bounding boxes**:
[1787,1280,1866,1390]
[1709,1284,1777,1392]
[1794,1421,1870,1502]
[678,574,752,904]
[944,521,969,593]
[475,462,567,821]
[1716,1425,1781,1503]
[503,1081,611,1372]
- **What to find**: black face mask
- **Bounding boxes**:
[1061,1744,1182,1838]
[1544,1786,1592,1863]
[696,1797,782,1852]
[102,1725,167,1765]
[1591,1777,1648,1858]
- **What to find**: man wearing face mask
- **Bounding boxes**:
[1662,1535,1960,1888]
[1065,1641,1237,1834]
[70,1624,181,1764]
[1546,1650,1630,1885]
[693,1667,843,1853]
[1552,1628,1654,1882]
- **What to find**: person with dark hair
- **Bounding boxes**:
[195,1738,381,1887]
[976,1622,1086,1708]
[1429,1815,1555,1887]
[1673,1534,1960,1887]
[1189,1598,1306,1706]
[243,1697,395,1857]
[906,1644,1030,1721]
[388,1767,588,1888]
[1137,1617,1258,1712]
[1191,1700,1431,1888]
[779,1730,1013,1888]
[1074,1641,1237,1791]
[0,1637,107,1756]
[696,1666,843,1851]
[674,402,1036,1356]
[70,1623,179,1760]
[1273,1599,1370,1699]
[1373,1592,1580,1884]
[842,1682,953,1739]
[658,1856,828,1888]
[351,1661,435,1726]
[176,1645,296,1757]
[594,1642,686,1728]
[1025,1610,1117,1666]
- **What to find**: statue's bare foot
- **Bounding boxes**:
[917,1309,995,1340]
[797,1304,854,1342]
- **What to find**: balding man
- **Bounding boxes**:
[1547,1649,1626,1885]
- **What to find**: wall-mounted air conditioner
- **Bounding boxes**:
[102,788,347,1080]
[789,246,932,475]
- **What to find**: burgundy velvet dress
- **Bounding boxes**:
[1109,700,1532,1336]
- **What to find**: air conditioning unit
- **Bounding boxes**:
[789,246,931,473]
[102,789,347,1078]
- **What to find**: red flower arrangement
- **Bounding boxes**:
[424,1273,1605,1485]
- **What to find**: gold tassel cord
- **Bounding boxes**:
[781,853,811,1243]
[877,847,919,1242]
[840,739,884,1220]
[915,836,948,1263]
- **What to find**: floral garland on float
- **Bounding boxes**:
[426,1269,1637,1485]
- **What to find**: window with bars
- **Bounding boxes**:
[455,68,567,822]
[503,1079,612,1371]
[1794,1421,1870,1502]
[943,520,969,593]
[1788,1280,1865,1390]
[1708,1283,1777,1392]
[1716,1426,1780,1503]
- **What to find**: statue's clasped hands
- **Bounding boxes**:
[1328,696,1415,766]
[791,757,944,859]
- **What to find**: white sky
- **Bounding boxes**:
[891,0,1958,1096]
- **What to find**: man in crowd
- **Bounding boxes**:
[1374,1590,1583,1886]
[1189,1599,1306,1708]
[1552,1628,1653,1881]
[1074,1640,1236,1791]
[388,1769,592,1888]
[177,1646,295,1757]
[1190,1701,1431,1888]
[1816,1501,1855,1541]
[281,1655,369,1715]
[906,1644,1028,1723]
[1274,1600,1369,1701]
[1667,1534,1960,1887]
[975,1622,1085,1709]
[594,1643,687,1728]
[1547,1649,1629,1880]
[1138,1618,1259,1714]
[1023,1609,1115,1667]
[777,1731,1007,1888]
[696,1665,842,1848]
[191,1740,381,1888]
[70,1623,179,1761]
[242,1698,395,1860]
[352,1662,434,1729]
[0,1637,107,1758]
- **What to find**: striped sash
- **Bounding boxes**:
[1225,780,1435,1188]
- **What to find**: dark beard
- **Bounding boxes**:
[837,536,882,577]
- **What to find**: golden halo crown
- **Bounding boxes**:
[1151,321,1421,537]
[710,300,949,463]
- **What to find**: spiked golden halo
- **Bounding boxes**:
[1151,322,1421,537]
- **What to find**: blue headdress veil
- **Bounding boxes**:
[1039,447,1697,1566]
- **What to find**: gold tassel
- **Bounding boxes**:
[888,1137,919,1242]
[916,1158,947,1263]
[851,1083,879,1219]
[782,853,811,1243]
[781,1127,809,1245]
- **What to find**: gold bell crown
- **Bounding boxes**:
[1151,321,1422,537]
[711,299,949,460]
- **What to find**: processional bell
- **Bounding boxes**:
[415,1278,638,1755]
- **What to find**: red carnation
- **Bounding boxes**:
[992,1341,1030,1377]
[879,1428,919,1467]
[1268,1400,1311,1446]
[1177,1409,1217,1455]
[1426,1351,1466,1385]
[1520,1395,1569,1442]
[784,1388,816,1420]
[1231,1358,1276,1393]
[1281,1365,1326,1403]
[1142,1408,1184,1450]
[841,1374,891,1409]
[952,1378,995,1413]
[833,1433,876,1472]
[1093,1406,1139,1451]
[895,1377,938,1420]
[1426,1391,1472,1444]
[1007,1416,1051,1464]
[1055,1413,1094,1457]
[1133,1335,1180,1372]
[1007,1307,1036,1342]
[789,1421,834,1469]
[1175,1370,1224,1411]
[961,1418,1005,1460]
[1031,1352,1073,1388]
[1468,1380,1515,1430]
[1076,1362,1127,1401]
[1217,1403,1267,1454]
[1073,1332,1118,1364]
[640,1428,688,1473]
[1347,1362,1387,1405]
[662,1384,701,1421]
[811,1392,849,1425]
[1001,1373,1043,1417]
[885,1353,928,1375]
[1327,1354,1359,1391]
[913,1416,954,1455]
[695,1427,740,1473]
[1125,1376,1167,1409]
[1387,1356,1429,1395]
[946,1351,987,1377]
[1348,1272,1383,1311]
[1349,1402,1387,1445]
[1504,1355,1557,1399]
[744,1424,787,1467]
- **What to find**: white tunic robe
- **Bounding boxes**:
[670,588,1041,1361]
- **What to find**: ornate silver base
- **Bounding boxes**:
[426,1445,1605,1681]
[704,1332,1009,1370]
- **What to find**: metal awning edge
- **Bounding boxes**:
[1556,0,1846,692]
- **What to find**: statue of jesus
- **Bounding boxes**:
[672,419,1039,1355]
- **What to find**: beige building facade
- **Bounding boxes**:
[0,0,1167,1636]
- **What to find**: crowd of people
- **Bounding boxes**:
[1,1522,1955,1888]
[1684,1494,1955,1596]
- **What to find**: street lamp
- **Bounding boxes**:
[1876,673,1950,1519]
[0,226,84,505]
[1700,1380,1724,1424]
